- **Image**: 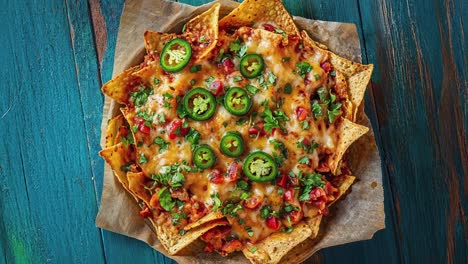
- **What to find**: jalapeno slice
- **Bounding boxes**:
[224,87,252,116]
[183,88,217,121]
[240,54,264,78]
[220,132,245,157]
[160,38,192,72]
[242,151,278,182]
[193,144,216,169]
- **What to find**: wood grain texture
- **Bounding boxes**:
[0,0,466,263]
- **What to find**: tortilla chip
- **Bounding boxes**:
[329,119,369,174]
[219,0,299,36]
[144,31,177,54]
[301,30,373,120]
[182,3,220,61]
[104,114,125,148]
[154,218,229,255]
[101,66,142,105]
[334,175,356,203]
[242,222,312,264]
[330,54,373,120]
[99,143,136,197]
[305,215,322,239]
[127,171,152,204]
[183,211,225,231]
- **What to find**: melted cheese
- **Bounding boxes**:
[127,27,345,244]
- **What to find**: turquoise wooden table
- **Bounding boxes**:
[1,0,466,263]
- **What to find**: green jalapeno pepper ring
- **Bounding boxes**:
[220,132,245,157]
[242,151,278,182]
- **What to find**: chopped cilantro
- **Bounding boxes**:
[190,65,202,73]
[120,162,132,172]
[298,172,325,201]
[314,74,321,81]
[205,76,215,84]
[260,205,272,219]
[158,187,175,211]
[233,75,243,82]
[190,79,196,86]
[267,72,277,85]
[199,35,207,43]
[236,119,247,125]
[301,120,310,130]
[138,153,147,164]
[153,78,160,85]
[284,83,292,94]
[298,156,310,165]
[153,137,170,153]
[246,84,259,94]
[261,107,289,134]
[211,193,222,211]
[249,246,258,253]
[282,57,291,63]
[295,62,312,78]
[130,87,153,107]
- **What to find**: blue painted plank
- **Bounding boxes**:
[0,0,106,262]
[358,0,467,263]
[74,0,175,263]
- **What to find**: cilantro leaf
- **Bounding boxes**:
[295,62,312,78]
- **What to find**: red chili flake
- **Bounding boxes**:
[265,215,281,230]
[139,205,152,218]
[263,23,276,32]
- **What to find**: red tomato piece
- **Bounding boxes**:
[321,62,332,73]
[168,119,190,140]
[210,80,224,96]
[221,240,243,255]
[243,195,262,209]
[118,125,130,137]
[139,205,152,218]
[222,58,235,74]
[138,123,150,134]
[276,174,289,188]
[287,210,303,224]
[248,122,266,136]
[226,162,239,182]
[263,23,276,32]
[204,243,214,253]
[209,169,224,184]
[283,189,294,202]
[265,215,281,230]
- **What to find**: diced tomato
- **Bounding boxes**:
[296,107,308,121]
[226,162,239,182]
[271,127,288,136]
[210,80,224,96]
[310,187,327,202]
[265,215,281,230]
[276,174,289,188]
[248,122,266,136]
[263,23,276,32]
[209,169,224,184]
[139,205,152,218]
[222,58,235,74]
[118,125,130,137]
[138,123,150,134]
[283,189,294,202]
[289,35,300,42]
[324,182,339,202]
[204,243,215,253]
[316,161,330,173]
[133,117,144,125]
[243,195,262,209]
[201,226,231,241]
[168,119,190,140]
[287,210,303,224]
[221,240,243,255]
[321,62,332,73]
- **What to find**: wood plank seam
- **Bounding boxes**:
[63,1,109,263]
[355,0,405,262]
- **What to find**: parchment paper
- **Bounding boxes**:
[96,0,385,263]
